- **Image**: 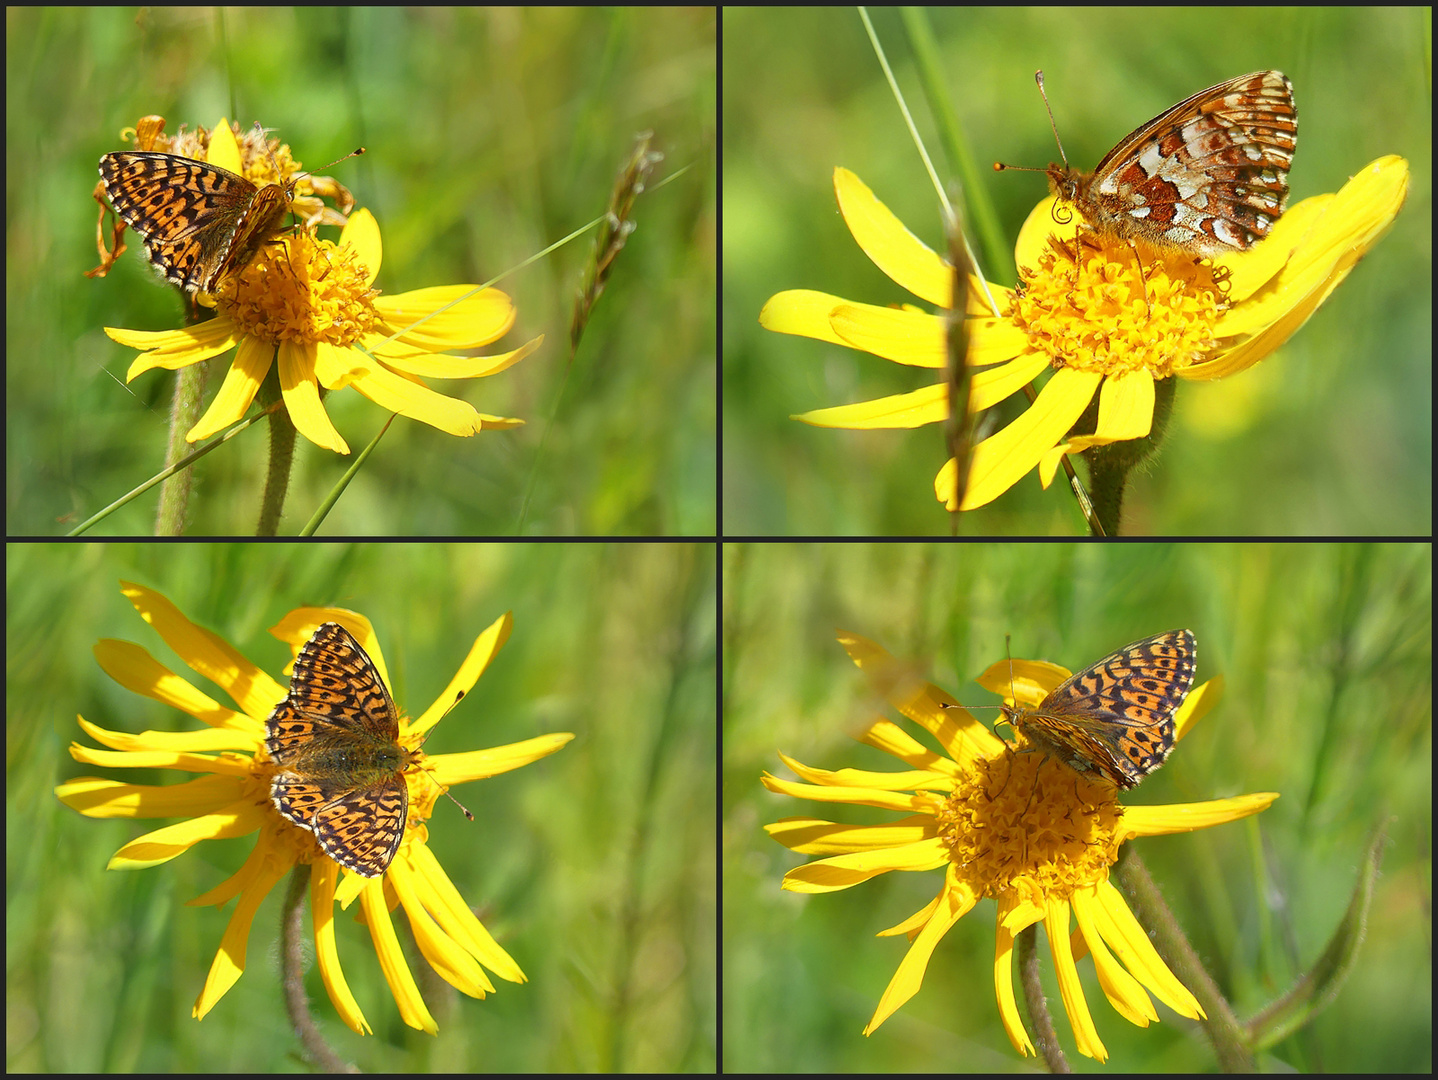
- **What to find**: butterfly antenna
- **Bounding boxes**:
[418,760,475,821]
[992,70,1071,176]
[1032,71,1071,169]
[422,686,475,820]
[1005,633,1015,695]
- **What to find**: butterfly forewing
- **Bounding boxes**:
[99,150,296,294]
[1039,631,1195,724]
[1009,629,1197,789]
[1051,71,1297,257]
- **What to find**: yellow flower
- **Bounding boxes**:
[761,159,1408,522]
[762,629,1278,1062]
[102,118,543,456]
[55,581,573,1034]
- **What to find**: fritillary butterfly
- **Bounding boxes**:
[98,137,297,295]
[999,71,1297,258]
[987,629,1196,789]
[265,622,420,878]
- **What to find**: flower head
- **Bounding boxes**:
[56,582,573,1033]
[99,117,543,455]
[762,160,1408,525]
[762,628,1279,1061]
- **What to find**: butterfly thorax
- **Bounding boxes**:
[275,738,415,789]
[999,703,1113,784]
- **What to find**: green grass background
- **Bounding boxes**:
[8,8,715,536]
[723,8,1430,535]
[724,542,1431,1071]
[8,542,716,1071]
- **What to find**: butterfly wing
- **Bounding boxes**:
[1017,629,1196,787]
[1084,71,1297,255]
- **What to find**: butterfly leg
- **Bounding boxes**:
[1124,239,1155,317]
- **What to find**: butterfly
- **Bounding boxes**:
[98,148,297,295]
[266,622,420,877]
[1000,71,1297,258]
[975,629,1197,789]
